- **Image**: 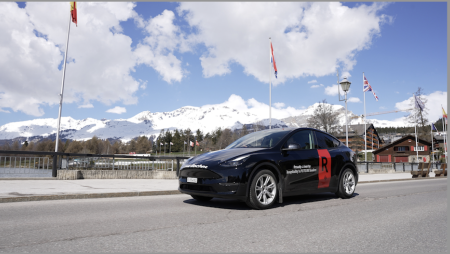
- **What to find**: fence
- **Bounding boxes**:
[0,150,189,178]
[356,162,442,173]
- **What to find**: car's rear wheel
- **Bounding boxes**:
[336,168,356,199]
[191,195,213,202]
[246,170,277,209]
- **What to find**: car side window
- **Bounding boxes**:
[284,130,315,150]
[315,131,339,149]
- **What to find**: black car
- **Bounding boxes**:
[178,127,358,209]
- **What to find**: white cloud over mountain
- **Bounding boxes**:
[0,2,143,116]
[348,97,362,103]
[177,2,390,83]
[395,91,447,123]
[106,106,126,114]
[0,2,394,118]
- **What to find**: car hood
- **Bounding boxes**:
[183,148,267,168]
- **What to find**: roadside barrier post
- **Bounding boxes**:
[52,155,57,177]
[176,158,180,177]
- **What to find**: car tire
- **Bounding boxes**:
[191,195,213,202]
[336,168,356,199]
[246,170,278,210]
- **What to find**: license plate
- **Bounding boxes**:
[187,177,197,183]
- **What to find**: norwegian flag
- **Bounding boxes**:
[196,140,200,146]
[363,74,379,101]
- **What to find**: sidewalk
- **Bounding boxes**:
[0,172,445,203]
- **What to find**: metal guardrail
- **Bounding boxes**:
[356,162,442,173]
[0,150,189,178]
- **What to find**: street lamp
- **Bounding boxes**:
[337,71,351,146]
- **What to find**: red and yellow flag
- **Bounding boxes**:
[443,107,447,124]
[70,2,77,26]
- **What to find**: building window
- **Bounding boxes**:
[413,146,424,151]
[394,146,409,151]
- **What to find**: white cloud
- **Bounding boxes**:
[178,2,390,84]
[348,97,361,103]
[311,84,324,88]
[308,80,317,84]
[0,2,143,116]
[134,10,189,83]
[325,84,339,96]
[106,106,126,114]
[395,91,447,122]
[273,102,285,109]
[78,104,94,109]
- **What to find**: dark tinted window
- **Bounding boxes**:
[315,131,339,149]
[284,130,315,150]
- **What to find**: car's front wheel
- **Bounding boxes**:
[246,170,277,209]
[336,168,356,199]
[191,195,213,202]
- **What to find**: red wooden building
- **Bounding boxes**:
[372,135,431,163]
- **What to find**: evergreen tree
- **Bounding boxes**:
[173,129,182,152]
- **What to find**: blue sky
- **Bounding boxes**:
[0,2,447,127]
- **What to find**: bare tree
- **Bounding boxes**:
[307,99,340,134]
[406,87,429,140]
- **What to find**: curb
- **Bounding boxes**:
[0,177,446,204]
[0,177,56,180]
[0,190,181,204]
[358,176,446,184]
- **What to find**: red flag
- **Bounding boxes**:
[269,40,277,78]
[70,2,77,27]
[196,140,200,146]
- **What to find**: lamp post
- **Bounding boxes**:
[337,72,351,146]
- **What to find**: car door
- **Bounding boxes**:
[314,131,341,190]
[279,130,319,193]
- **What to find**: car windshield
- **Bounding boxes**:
[225,129,293,149]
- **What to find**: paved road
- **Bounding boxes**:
[0,179,446,253]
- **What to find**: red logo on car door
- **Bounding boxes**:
[317,149,331,188]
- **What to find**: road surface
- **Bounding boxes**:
[0,179,446,252]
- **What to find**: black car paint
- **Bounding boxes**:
[178,128,358,203]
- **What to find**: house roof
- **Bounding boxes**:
[334,123,382,141]
[372,135,432,154]
[434,135,445,141]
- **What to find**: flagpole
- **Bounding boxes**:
[269,38,272,129]
[431,124,434,164]
[363,72,367,162]
[442,108,447,163]
[415,107,419,162]
[55,11,72,155]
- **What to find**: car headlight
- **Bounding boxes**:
[220,155,250,167]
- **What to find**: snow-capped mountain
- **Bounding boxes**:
[0,102,408,142]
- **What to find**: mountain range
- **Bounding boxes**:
[0,102,408,143]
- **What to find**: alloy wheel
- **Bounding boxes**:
[255,174,277,205]
[343,171,355,195]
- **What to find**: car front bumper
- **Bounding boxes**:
[178,166,248,200]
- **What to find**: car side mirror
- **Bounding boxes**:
[282,144,301,151]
